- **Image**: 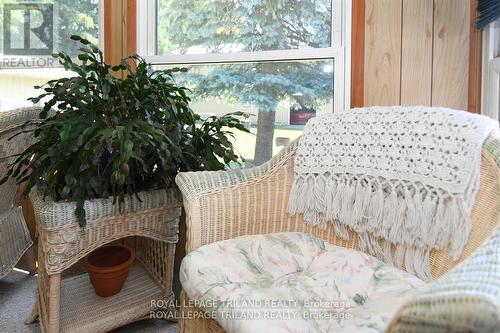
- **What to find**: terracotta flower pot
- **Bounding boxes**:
[85,245,136,297]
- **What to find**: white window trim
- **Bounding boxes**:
[137,0,352,113]
[481,20,500,120]
[98,0,105,51]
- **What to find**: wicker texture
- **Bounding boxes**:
[0,207,33,279]
[0,107,41,279]
[34,188,181,333]
[37,236,177,333]
[57,264,173,333]
[387,226,500,333]
[175,135,500,333]
[31,189,181,275]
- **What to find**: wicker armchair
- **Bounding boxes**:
[175,136,500,333]
[0,107,41,279]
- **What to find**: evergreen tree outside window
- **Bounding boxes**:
[139,0,350,166]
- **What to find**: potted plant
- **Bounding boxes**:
[84,244,136,297]
[0,36,249,295]
[1,35,249,226]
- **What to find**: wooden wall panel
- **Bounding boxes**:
[127,0,137,56]
[364,0,403,106]
[104,0,136,75]
[351,0,365,108]
[432,0,470,109]
[401,0,434,106]
[104,0,128,66]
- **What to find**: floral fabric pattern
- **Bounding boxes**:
[180,232,427,333]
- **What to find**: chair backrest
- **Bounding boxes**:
[0,107,42,213]
[429,136,499,277]
[179,133,499,281]
[281,136,500,279]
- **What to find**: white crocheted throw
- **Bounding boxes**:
[288,106,499,281]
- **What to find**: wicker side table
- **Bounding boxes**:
[31,189,181,333]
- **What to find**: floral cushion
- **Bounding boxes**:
[180,232,428,333]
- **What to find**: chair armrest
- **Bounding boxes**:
[387,226,500,333]
[175,140,299,252]
[176,139,299,200]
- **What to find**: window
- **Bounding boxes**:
[139,0,350,166]
[0,0,101,111]
[481,20,500,120]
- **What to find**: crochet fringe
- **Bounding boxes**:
[288,107,499,281]
[288,173,476,281]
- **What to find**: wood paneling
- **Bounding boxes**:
[351,0,365,108]
[104,0,112,62]
[104,0,128,66]
[359,0,478,111]
[364,0,402,106]
[401,0,434,106]
[432,0,470,109]
[104,0,136,75]
[127,0,137,56]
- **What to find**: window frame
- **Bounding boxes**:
[481,20,500,120]
[137,0,352,113]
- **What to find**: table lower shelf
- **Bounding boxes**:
[48,263,171,333]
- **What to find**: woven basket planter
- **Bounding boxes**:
[30,188,182,333]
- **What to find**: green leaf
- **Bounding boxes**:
[3,35,249,229]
